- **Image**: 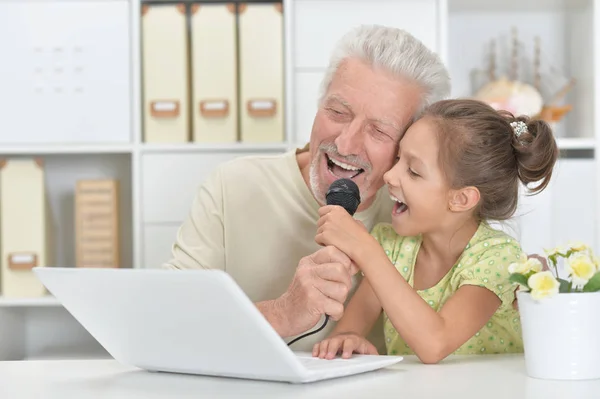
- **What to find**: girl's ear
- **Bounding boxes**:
[448,186,480,213]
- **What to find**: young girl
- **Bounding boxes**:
[312,99,558,364]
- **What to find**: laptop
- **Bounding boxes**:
[33,267,403,383]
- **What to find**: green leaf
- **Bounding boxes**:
[509,273,529,289]
[557,278,572,293]
[583,273,600,292]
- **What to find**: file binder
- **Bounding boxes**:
[238,3,284,142]
[0,158,51,297]
[190,3,238,142]
[141,3,190,143]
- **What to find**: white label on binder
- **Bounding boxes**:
[152,101,177,112]
[10,253,35,264]
[249,100,274,110]
[203,101,227,111]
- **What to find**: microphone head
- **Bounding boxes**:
[326,178,361,216]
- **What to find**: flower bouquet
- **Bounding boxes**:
[509,242,600,380]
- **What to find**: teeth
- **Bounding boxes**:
[329,157,361,171]
[390,195,404,204]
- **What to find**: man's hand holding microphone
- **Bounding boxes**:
[259,178,361,343]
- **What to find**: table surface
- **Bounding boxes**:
[1,354,599,399]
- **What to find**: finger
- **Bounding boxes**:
[318,339,331,359]
[313,277,349,304]
[342,338,357,359]
[312,246,352,269]
[318,205,336,217]
[315,232,325,247]
[312,342,320,357]
[362,340,379,356]
[317,214,328,229]
[322,297,344,321]
[348,261,360,276]
[326,337,343,360]
[313,262,353,288]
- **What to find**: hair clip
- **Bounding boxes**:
[510,121,528,138]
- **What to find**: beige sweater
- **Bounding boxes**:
[163,149,394,351]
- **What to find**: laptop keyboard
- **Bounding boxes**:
[297,356,357,370]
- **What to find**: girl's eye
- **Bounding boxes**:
[408,168,419,177]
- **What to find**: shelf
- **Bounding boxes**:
[449,0,589,12]
[557,137,596,150]
[0,144,133,155]
[140,142,291,153]
[0,296,61,307]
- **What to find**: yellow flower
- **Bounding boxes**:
[568,241,589,252]
[593,256,600,272]
[566,253,596,286]
[528,271,560,300]
[508,257,543,275]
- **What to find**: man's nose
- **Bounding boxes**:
[334,119,364,156]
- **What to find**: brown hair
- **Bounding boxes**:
[423,99,559,221]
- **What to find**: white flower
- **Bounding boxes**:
[508,257,543,275]
[566,253,596,286]
[544,245,568,258]
[528,271,560,300]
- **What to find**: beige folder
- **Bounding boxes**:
[238,3,284,143]
[0,159,52,298]
[190,3,238,143]
[141,3,190,143]
[75,179,120,268]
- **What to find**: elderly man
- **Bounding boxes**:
[163,25,451,351]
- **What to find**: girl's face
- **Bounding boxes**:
[383,117,453,237]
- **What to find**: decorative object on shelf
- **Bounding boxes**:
[471,28,575,129]
[75,179,120,268]
[509,243,600,380]
[0,158,53,298]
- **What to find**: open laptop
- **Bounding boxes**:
[33,267,403,383]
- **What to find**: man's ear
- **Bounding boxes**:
[448,186,480,213]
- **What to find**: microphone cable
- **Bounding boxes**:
[286,178,360,348]
[287,315,329,347]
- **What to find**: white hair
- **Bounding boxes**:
[319,24,451,118]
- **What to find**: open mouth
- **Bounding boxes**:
[326,154,365,179]
[390,194,408,214]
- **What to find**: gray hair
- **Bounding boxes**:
[319,24,451,118]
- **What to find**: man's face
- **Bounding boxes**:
[308,57,424,210]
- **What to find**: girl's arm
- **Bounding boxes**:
[355,247,501,364]
[315,205,503,363]
[328,277,382,338]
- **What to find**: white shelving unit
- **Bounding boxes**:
[444,0,598,257]
[0,0,597,360]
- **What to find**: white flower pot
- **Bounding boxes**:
[517,290,600,380]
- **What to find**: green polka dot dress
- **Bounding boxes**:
[372,221,524,356]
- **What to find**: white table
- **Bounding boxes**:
[1,354,599,398]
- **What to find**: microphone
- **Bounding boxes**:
[287,178,361,347]
[325,178,361,216]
